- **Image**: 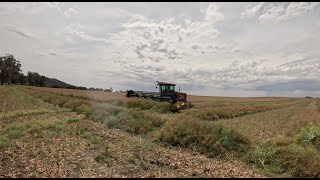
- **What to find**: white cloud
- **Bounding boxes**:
[205,3,224,23]
[64,24,109,44]
[107,15,222,63]
[259,2,320,22]
[38,2,62,13]
[258,4,286,21]
[64,7,78,17]
[241,2,265,19]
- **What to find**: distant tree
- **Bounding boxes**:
[77,86,87,90]
[0,57,3,85]
[39,75,47,87]
[1,53,102,90]
[27,71,34,86]
[26,72,44,86]
[0,54,22,85]
[34,72,41,86]
[18,73,26,85]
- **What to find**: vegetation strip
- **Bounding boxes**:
[3,86,320,177]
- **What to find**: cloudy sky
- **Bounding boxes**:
[1,2,320,97]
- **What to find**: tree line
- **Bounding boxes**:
[0,54,116,92]
[0,54,47,86]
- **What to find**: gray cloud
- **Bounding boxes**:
[1,2,320,96]
[191,45,199,50]
[255,79,320,92]
[48,51,57,56]
[4,25,35,39]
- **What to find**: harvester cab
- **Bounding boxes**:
[156,81,187,103]
[126,81,193,112]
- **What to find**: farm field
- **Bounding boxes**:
[1,85,320,177]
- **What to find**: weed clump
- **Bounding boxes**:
[297,124,320,151]
[95,145,112,164]
[156,118,249,157]
[73,126,98,143]
[125,98,157,110]
[245,143,277,170]
[150,102,172,113]
[116,110,166,135]
[244,125,320,177]
[75,104,93,114]
[63,99,88,111]
[276,144,320,177]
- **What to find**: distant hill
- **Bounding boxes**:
[45,78,75,88]
[44,78,94,91]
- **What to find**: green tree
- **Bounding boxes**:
[0,54,22,85]
[18,73,26,85]
[27,71,34,86]
[39,75,47,87]
[0,57,4,85]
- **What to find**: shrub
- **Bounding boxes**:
[73,126,98,143]
[40,94,55,103]
[125,99,157,110]
[108,99,124,106]
[95,145,112,164]
[116,110,166,135]
[65,118,79,124]
[186,109,235,121]
[150,102,172,113]
[245,130,320,177]
[245,143,277,169]
[52,97,68,107]
[89,104,124,123]
[63,99,88,111]
[297,124,320,151]
[156,118,249,157]
[48,121,65,131]
[105,116,120,129]
[104,104,124,116]
[268,136,295,147]
[276,144,320,177]
[75,104,93,114]
[0,136,8,148]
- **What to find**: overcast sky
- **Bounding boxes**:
[1,2,320,97]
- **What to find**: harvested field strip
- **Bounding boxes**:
[19,86,297,142]
[21,86,300,110]
[0,86,266,178]
[0,114,108,177]
[214,100,312,142]
[70,120,266,178]
[0,86,60,113]
[22,86,126,103]
[0,109,70,121]
[0,111,74,130]
[19,86,163,112]
[18,86,314,163]
[183,100,306,121]
[0,118,266,178]
[2,87,319,177]
[19,86,304,123]
[18,87,253,163]
[284,100,320,136]
[18,87,169,135]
